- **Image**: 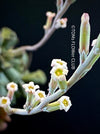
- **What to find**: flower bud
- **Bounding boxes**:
[43,11,55,31]
[48,78,58,94]
[79,13,90,55]
[58,79,67,91]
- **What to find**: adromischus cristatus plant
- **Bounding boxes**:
[0,0,100,131]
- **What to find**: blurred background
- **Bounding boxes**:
[0,0,100,134]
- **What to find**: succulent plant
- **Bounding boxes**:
[0,27,47,103]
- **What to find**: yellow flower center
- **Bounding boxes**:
[55,69,63,76]
[62,99,69,107]
[38,93,44,98]
[2,99,7,104]
[10,84,15,89]
[60,20,64,25]
[28,86,34,90]
[56,61,63,65]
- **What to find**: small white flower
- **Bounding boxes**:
[55,18,67,29]
[0,97,11,108]
[22,82,39,94]
[58,96,72,112]
[50,65,68,81]
[35,90,46,102]
[51,59,68,69]
[7,82,18,92]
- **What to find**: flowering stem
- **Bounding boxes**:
[53,0,76,26]
[12,0,75,54]
[10,90,64,115]
[13,27,56,53]
[9,44,100,115]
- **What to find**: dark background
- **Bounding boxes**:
[0,0,100,134]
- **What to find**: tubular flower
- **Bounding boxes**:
[0,97,10,108]
[55,18,67,29]
[22,82,39,94]
[35,90,46,102]
[51,59,68,69]
[50,65,68,81]
[7,82,18,101]
[48,78,58,94]
[7,82,18,92]
[58,96,72,112]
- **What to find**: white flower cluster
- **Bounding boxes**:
[22,82,46,112]
[6,82,18,101]
[0,82,18,112]
[48,59,72,112]
[0,59,71,114]
[22,82,46,103]
[48,59,69,94]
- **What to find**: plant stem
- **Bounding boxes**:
[12,0,75,54]
[9,45,100,115]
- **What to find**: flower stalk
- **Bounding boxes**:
[0,1,100,132]
[12,0,76,53]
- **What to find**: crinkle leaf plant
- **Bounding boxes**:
[0,0,100,131]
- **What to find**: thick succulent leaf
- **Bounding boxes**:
[0,27,18,49]
[22,70,47,84]
[0,86,7,97]
[3,67,22,83]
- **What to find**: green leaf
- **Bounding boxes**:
[0,72,9,85]
[0,27,18,49]
[4,67,22,83]
[22,70,47,84]
[0,85,7,97]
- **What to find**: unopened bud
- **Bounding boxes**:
[48,78,58,94]
[43,11,56,30]
[58,79,67,91]
[79,13,90,55]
